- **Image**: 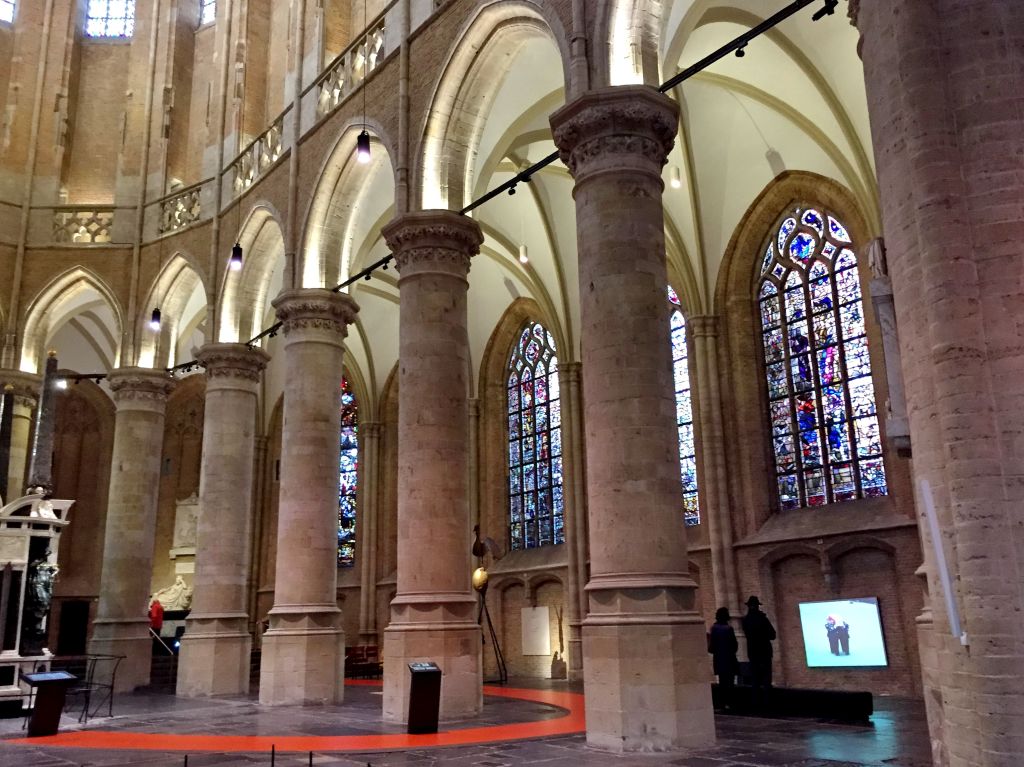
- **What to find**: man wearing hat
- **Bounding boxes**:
[741,596,777,691]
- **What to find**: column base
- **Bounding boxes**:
[383,595,482,723]
[87,618,152,692]
[582,580,715,752]
[258,607,345,705]
[176,613,252,697]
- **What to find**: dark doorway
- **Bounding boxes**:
[56,600,89,655]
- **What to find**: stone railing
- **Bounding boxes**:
[312,17,387,120]
[52,207,115,243]
[159,183,202,233]
[230,109,286,195]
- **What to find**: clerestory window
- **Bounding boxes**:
[85,0,135,38]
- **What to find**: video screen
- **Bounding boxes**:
[797,598,888,668]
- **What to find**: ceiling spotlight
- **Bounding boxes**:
[55,378,68,390]
[230,242,243,271]
[150,308,162,332]
[670,166,682,189]
[518,244,529,265]
[736,44,746,58]
[356,130,371,164]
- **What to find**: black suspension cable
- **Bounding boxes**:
[167,0,836,371]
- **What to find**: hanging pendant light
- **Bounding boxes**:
[356,130,371,164]
[149,308,162,331]
[518,244,529,265]
[670,166,682,189]
[230,241,244,271]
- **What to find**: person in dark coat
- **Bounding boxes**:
[707,607,739,708]
[741,595,776,689]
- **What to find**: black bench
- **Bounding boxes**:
[713,684,873,722]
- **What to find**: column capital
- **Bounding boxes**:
[688,315,721,338]
[197,343,271,388]
[382,210,483,279]
[557,361,582,381]
[0,370,42,406]
[272,288,359,341]
[550,85,679,180]
[847,0,860,28]
[107,367,176,407]
[362,421,383,439]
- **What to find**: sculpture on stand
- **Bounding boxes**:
[20,555,58,656]
[472,525,507,684]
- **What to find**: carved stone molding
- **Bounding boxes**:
[688,315,721,339]
[272,289,359,338]
[107,368,177,405]
[0,370,42,405]
[382,210,483,277]
[197,343,271,383]
[847,0,860,27]
[550,86,679,180]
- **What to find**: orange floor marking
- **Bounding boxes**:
[8,684,586,753]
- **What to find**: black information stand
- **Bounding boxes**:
[21,670,76,737]
[406,662,441,734]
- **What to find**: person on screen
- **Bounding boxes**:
[742,595,776,690]
[707,607,739,708]
[826,614,851,656]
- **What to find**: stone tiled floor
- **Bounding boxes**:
[0,681,932,767]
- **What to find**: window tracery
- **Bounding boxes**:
[86,0,135,37]
[199,0,215,25]
[668,287,699,526]
[758,207,887,510]
[507,322,564,550]
[338,377,358,567]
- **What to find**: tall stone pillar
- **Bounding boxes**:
[689,317,739,615]
[0,371,41,499]
[551,86,715,752]
[381,210,483,723]
[259,289,358,705]
[557,362,586,681]
[854,2,1024,765]
[88,368,175,691]
[178,343,269,697]
[358,421,382,644]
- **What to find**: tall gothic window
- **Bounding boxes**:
[668,287,699,525]
[0,1,15,24]
[338,377,358,567]
[507,322,564,550]
[758,207,887,510]
[86,0,135,37]
[199,0,215,25]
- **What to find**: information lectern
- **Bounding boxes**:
[407,662,442,734]
[21,670,76,736]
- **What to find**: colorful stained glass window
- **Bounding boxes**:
[668,286,699,525]
[508,322,564,550]
[757,207,887,510]
[86,0,135,37]
[0,1,15,24]
[338,377,358,566]
[199,0,216,25]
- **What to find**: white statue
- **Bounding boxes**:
[151,575,193,611]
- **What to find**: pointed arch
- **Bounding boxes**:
[418,1,570,210]
[301,121,397,290]
[20,267,124,374]
[137,253,209,369]
[218,204,286,344]
[593,0,666,88]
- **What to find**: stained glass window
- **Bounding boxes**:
[668,287,699,525]
[86,0,135,37]
[0,1,15,24]
[338,377,358,567]
[507,322,564,550]
[758,206,887,510]
[199,0,215,25]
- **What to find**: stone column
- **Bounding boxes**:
[88,368,175,691]
[689,316,740,615]
[557,362,586,680]
[177,343,269,697]
[381,210,483,723]
[358,421,382,644]
[854,2,1024,764]
[259,289,358,705]
[551,86,715,752]
[0,371,41,499]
